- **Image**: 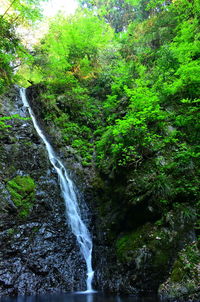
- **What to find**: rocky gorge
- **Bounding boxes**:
[0,86,199,301]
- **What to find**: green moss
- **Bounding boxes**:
[91,175,105,191]
[32,226,40,233]
[7,175,36,218]
[116,223,172,269]
[116,223,153,262]
[24,141,33,146]
[153,250,170,268]
[170,242,200,283]
[7,228,15,236]
[170,259,185,282]
[159,242,200,299]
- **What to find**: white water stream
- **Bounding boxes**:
[20,88,94,292]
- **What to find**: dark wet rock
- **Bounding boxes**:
[92,201,199,298]
[0,87,87,297]
[158,240,200,302]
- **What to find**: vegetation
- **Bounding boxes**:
[0,0,46,94]
[0,114,29,132]
[115,223,173,265]
[0,0,45,132]
[17,0,199,216]
[7,175,36,218]
[0,0,199,294]
[159,240,200,299]
[16,0,200,235]
[170,242,200,283]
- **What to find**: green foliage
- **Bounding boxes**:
[17,11,115,163]
[7,175,36,218]
[79,0,151,32]
[17,0,200,278]
[20,0,200,215]
[0,116,12,130]
[96,84,166,169]
[21,11,114,86]
[0,18,20,93]
[1,0,47,23]
[170,242,200,283]
[0,114,29,132]
[0,0,46,95]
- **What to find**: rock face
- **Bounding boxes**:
[158,240,200,302]
[0,87,87,297]
[93,210,199,298]
[92,174,200,300]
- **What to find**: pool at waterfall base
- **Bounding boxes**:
[0,292,161,302]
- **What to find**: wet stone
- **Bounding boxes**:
[0,87,87,297]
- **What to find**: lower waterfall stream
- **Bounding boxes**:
[20,88,94,292]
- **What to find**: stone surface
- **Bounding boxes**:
[0,87,87,297]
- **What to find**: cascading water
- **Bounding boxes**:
[20,87,94,292]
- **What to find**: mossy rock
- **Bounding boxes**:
[170,259,186,282]
[171,243,200,283]
[159,242,200,300]
[116,224,150,262]
[6,175,36,218]
[116,223,173,269]
[7,228,16,236]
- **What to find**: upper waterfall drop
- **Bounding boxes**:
[20,87,94,292]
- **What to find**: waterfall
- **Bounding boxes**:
[20,88,94,292]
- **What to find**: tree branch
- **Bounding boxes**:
[1,0,18,18]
